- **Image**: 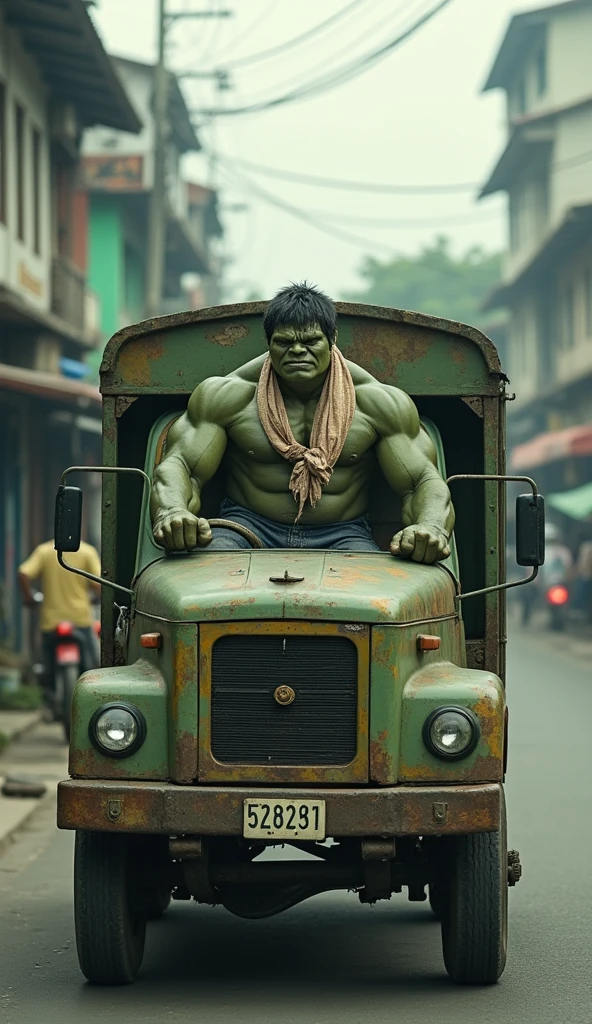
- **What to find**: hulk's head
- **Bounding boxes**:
[263,282,336,384]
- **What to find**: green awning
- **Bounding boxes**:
[548,481,592,521]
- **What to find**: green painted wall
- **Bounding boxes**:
[88,196,122,341]
[124,242,145,324]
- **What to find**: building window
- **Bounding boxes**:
[535,46,547,96]
[0,82,6,224]
[15,103,25,242]
[585,267,592,338]
[32,128,42,255]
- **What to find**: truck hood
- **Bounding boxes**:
[134,550,457,625]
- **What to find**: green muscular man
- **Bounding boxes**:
[151,283,454,563]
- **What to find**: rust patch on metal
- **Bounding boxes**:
[57,780,502,837]
[461,396,484,418]
[449,345,467,366]
[345,320,432,382]
[205,323,250,347]
[370,730,395,784]
[118,337,165,387]
[175,730,197,785]
[115,396,138,418]
[172,638,194,718]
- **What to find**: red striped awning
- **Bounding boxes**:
[511,424,592,469]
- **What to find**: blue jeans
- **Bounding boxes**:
[209,499,380,551]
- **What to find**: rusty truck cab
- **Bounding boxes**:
[56,303,543,987]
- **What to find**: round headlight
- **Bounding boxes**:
[89,703,146,758]
[423,706,479,760]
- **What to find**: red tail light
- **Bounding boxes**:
[56,621,74,636]
[93,620,101,637]
[547,585,569,606]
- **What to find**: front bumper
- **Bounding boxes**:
[57,780,502,836]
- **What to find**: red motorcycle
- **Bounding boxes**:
[48,619,101,741]
[545,582,569,632]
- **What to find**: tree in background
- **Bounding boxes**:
[344,235,502,328]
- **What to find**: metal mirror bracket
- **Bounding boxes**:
[56,466,152,599]
[445,473,540,605]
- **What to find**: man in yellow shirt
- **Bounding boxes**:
[18,540,101,696]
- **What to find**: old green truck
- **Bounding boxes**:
[55,302,544,986]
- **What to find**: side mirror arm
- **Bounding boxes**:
[445,474,541,605]
[56,466,152,599]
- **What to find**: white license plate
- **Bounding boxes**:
[243,799,326,840]
[55,643,80,665]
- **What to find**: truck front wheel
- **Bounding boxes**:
[74,831,147,984]
[441,813,508,984]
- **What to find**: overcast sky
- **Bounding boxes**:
[90,0,531,300]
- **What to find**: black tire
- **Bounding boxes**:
[144,885,171,920]
[74,831,146,985]
[58,664,79,744]
[441,804,508,985]
[428,882,445,921]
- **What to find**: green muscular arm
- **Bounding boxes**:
[151,377,236,551]
[359,384,455,564]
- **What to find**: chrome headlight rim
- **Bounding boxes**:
[422,705,480,761]
[89,702,146,759]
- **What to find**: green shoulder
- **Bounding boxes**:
[355,381,420,438]
[186,374,254,428]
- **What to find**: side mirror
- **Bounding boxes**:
[54,485,83,553]
[516,494,545,567]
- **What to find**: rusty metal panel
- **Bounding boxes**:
[127,616,199,785]
[398,662,505,784]
[57,779,502,836]
[134,551,458,626]
[68,659,169,780]
[100,302,501,398]
[370,620,465,785]
[483,397,503,679]
[100,397,118,668]
[198,621,370,784]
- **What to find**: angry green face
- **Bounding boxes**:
[268,324,332,384]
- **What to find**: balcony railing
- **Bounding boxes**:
[51,256,85,331]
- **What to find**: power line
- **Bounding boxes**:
[311,207,503,227]
[217,163,399,254]
[206,150,478,194]
[212,0,274,62]
[198,0,454,116]
[214,0,370,71]
[217,155,499,231]
[236,0,411,109]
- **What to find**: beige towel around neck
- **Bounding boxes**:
[256,346,356,521]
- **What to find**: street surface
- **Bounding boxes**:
[1,627,591,1023]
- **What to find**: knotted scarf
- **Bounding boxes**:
[256,346,356,521]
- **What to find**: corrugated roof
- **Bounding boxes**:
[114,57,200,153]
[3,0,141,133]
[483,0,592,92]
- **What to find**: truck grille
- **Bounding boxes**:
[210,634,358,765]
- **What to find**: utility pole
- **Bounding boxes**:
[146,0,168,318]
[146,2,233,318]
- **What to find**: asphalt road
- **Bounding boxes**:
[1,628,591,1024]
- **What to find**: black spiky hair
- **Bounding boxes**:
[263,281,337,345]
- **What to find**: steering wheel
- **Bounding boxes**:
[206,518,263,549]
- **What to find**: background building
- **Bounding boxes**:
[0,0,140,659]
[480,0,592,541]
[81,57,221,346]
